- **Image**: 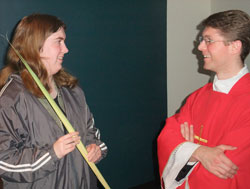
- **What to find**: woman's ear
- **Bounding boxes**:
[40,47,43,53]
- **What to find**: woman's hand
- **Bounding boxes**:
[53,132,81,159]
[86,144,102,163]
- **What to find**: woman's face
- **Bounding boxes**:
[40,27,69,77]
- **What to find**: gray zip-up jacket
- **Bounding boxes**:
[0,74,107,189]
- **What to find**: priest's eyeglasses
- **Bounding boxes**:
[198,36,228,45]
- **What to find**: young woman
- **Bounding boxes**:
[0,14,107,189]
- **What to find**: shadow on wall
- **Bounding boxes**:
[175,22,214,115]
[192,22,213,80]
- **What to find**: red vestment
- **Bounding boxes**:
[158,73,250,188]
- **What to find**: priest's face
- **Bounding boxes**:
[198,27,231,74]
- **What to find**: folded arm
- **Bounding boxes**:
[181,122,238,179]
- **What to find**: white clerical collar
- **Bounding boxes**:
[213,65,249,94]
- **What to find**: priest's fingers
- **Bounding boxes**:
[180,123,185,138]
[189,125,194,142]
[218,163,237,178]
[217,155,238,177]
[220,155,238,172]
[217,144,237,152]
[180,122,189,140]
[217,154,238,177]
[217,145,238,171]
[180,122,194,142]
[184,122,189,140]
[193,145,238,179]
[213,170,228,179]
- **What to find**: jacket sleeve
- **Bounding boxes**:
[85,104,108,162]
[0,102,59,183]
[76,86,108,161]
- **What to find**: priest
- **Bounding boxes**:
[158,10,250,189]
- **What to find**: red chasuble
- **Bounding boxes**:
[158,73,250,189]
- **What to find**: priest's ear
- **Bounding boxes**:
[229,40,242,56]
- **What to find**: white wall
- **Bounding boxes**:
[211,0,250,67]
[211,0,250,14]
[167,0,211,116]
[167,0,250,116]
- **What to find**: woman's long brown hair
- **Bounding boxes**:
[0,13,77,97]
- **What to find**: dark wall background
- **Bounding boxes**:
[0,1,166,188]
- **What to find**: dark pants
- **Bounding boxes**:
[89,169,98,189]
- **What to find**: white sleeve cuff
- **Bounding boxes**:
[162,142,200,189]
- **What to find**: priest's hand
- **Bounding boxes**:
[180,122,194,142]
[53,132,81,159]
[86,144,102,163]
[192,145,238,179]
[180,122,198,162]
